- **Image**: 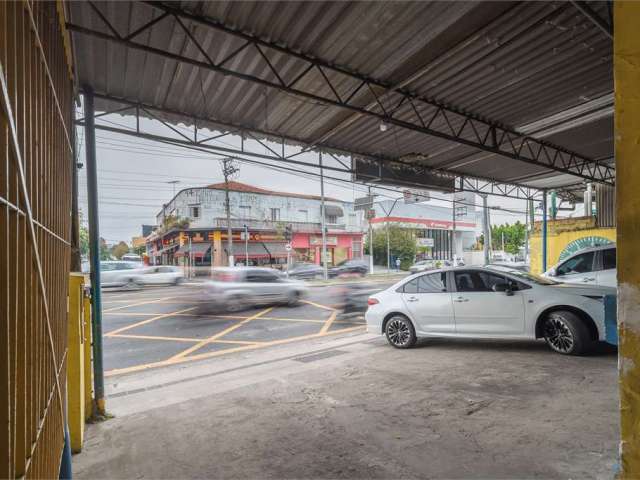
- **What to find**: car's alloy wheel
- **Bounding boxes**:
[385,316,416,348]
[543,313,575,354]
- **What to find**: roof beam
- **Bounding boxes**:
[67,9,615,185]
[570,1,613,40]
[75,92,544,200]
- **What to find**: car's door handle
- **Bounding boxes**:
[406,296,419,302]
[582,277,596,282]
[454,297,469,302]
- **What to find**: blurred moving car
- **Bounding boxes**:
[140,265,185,285]
[204,267,307,312]
[328,259,368,278]
[100,261,148,288]
[409,259,436,273]
[287,263,324,280]
[100,262,184,288]
[543,244,616,288]
[366,266,615,355]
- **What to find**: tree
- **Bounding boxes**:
[365,225,417,270]
[110,241,130,259]
[491,221,526,255]
[79,226,111,260]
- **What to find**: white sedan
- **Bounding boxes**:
[365,267,615,355]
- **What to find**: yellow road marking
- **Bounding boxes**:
[168,307,274,360]
[300,299,337,311]
[103,296,177,313]
[104,307,197,336]
[319,311,338,335]
[108,333,262,345]
[105,325,365,377]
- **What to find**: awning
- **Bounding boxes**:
[232,242,289,258]
[324,205,343,217]
[154,244,179,256]
[175,243,212,258]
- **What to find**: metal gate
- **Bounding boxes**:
[1,1,74,477]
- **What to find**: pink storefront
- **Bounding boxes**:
[291,231,364,265]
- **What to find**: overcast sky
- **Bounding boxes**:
[76,111,571,245]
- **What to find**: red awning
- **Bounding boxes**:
[175,243,212,258]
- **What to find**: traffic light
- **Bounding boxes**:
[284,224,293,242]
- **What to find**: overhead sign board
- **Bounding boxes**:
[403,189,430,204]
[352,158,455,193]
[354,195,375,211]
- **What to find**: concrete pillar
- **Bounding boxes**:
[614,3,640,476]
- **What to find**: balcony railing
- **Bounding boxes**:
[212,217,350,231]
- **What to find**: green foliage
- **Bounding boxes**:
[80,226,111,260]
[491,221,526,255]
[365,225,417,270]
[132,245,146,256]
[110,241,130,260]
[158,215,190,234]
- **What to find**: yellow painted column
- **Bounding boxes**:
[67,273,86,453]
[614,3,640,476]
[83,288,93,420]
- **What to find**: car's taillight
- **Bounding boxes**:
[367,297,379,306]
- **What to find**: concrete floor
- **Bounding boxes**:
[74,332,619,479]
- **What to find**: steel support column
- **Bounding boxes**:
[541,191,548,273]
[614,2,640,476]
[83,88,105,415]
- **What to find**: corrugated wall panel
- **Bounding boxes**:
[0,1,73,478]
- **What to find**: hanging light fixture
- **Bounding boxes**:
[379,120,388,132]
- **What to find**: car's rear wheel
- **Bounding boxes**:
[287,291,301,307]
[542,310,592,355]
[385,315,416,349]
[125,278,141,290]
[226,295,245,313]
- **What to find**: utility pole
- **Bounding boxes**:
[481,194,490,265]
[524,200,529,263]
[368,186,374,275]
[379,198,399,273]
[222,158,238,267]
[451,193,457,263]
[319,153,328,280]
[167,179,180,197]
[243,224,249,267]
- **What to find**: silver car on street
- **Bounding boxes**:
[203,267,308,312]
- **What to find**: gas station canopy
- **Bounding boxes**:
[66,1,615,197]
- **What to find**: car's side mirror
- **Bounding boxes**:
[492,282,514,296]
[547,268,556,277]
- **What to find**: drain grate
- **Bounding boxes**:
[293,349,347,363]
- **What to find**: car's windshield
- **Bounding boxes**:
[500,269,559,285]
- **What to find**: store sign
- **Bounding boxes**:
[354,195,375,211]
[417,238,435,247]
[310,236,337,246]
[558,236,612,262]
[403,189,430,204]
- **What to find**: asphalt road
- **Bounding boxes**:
[101,278,398,376]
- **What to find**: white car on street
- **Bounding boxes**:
[366,266,615,355]
[100,262,184,288]
[543,244,616,288]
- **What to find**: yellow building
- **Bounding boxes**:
[529,216,616,275]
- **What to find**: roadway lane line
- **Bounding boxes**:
[104,307,197,336]
[168,307,274,360]
[103,296,179,313]
[319,311,338,335]
[108,333,262,345]
[104,325,365,377]
[300,299,338,311]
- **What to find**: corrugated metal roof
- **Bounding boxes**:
[67,0,613,191]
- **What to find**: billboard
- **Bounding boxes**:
[352,158,455,193]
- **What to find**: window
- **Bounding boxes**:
[239,205,251,217]
[556,251,595,276]
[602,248,616,270]
[270,208,280,221]
[454,271,507,292]
[189,205,201,218]
[298,209,308,222]
[327,215,338,224]
[246,270,280,283]
[352,240,362,258]
[399,272,447,293]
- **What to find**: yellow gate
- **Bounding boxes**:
[1,1,74,477]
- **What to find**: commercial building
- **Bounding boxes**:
[370,192,478,261]
[146,181,365,268]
